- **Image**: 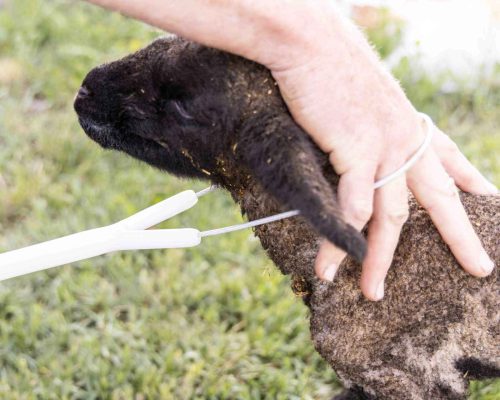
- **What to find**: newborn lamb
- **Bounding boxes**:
[74,37,499,400]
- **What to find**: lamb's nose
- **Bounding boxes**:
[77,86,91,99]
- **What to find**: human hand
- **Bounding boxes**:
[264,4,497,300]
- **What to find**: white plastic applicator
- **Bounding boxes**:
[0,190,202,281]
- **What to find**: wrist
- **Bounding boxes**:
[240,0,340,68]
[252,1,382,73]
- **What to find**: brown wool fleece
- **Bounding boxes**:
[238,183,498,399]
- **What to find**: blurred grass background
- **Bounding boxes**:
[0,0,498,399]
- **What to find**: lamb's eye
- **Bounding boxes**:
[172,100,193,120]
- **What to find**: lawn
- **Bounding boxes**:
[0,1,498,399]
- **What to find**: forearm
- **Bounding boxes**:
[85,0,341,67]
[87,0,256,47]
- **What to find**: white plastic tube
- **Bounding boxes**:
[0,190,201,281]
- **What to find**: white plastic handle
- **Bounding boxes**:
[117,190,199,230]
[0,190,201,281]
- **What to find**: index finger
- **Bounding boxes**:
[407,149,494,277]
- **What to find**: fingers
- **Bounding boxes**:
[314,163,375,281]
[432,127,498,194]
[315,123,495,296]
[314,240,344,281]
[407,149,495,277]
[336,164,376,231]
[360,176,408,301]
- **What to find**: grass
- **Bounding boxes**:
[0,0,498,399]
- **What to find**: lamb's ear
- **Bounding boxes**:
[149,48,181,95]
[237,114,367,263]
[152,41,204,99]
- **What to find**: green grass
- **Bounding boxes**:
[0,1,498,399]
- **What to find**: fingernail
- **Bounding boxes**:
[480,252,494,275]
[323,264,338,282]
[374,280,385,301]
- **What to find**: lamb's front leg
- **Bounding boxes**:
[236,113,366,262]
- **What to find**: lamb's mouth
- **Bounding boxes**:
[78,117,119,148]
[77,116,161,156]
[127,130,171,152]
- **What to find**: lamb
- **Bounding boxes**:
[73,37,499,399]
